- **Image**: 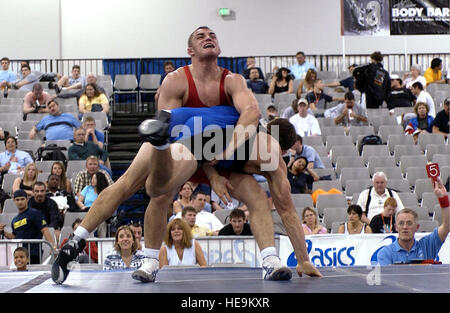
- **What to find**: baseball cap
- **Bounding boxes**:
[297,98,308,106]
[13,189,28,199]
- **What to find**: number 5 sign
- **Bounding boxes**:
[426,163,440,181]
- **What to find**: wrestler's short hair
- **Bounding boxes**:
[266,118,297,150]
[188,26,211,47]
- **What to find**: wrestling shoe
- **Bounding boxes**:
[131,257,159,283]
[51,235,86,284]
[262,255,292,281]
[138,110,171,147]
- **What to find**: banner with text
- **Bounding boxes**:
[280,233,450,267]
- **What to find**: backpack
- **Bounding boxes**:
[359,134,382,154]
[36,144,68,167]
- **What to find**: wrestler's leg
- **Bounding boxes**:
[244,132,322,277]
[228,172,291,280]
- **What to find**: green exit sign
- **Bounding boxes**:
[218,8,231,16]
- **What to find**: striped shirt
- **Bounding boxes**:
[103,249,145,270]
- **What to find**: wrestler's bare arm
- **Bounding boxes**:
[156,69,187,111]
[222,74,261,159]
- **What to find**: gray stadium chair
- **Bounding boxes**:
[335,155,365,175]
[405,166,428,187]
[326,135,353,152]
[331,221,344,234]
[387,134,414,154]
[425,144,450,162]
[320,126,346,144]
[386,179,410,193]
[291,194,314,209]
[1,173,21,195]
[367,156,396,176]
[399,155,427,175]
[340,168,370,189]
[393,144,423,164]
[312,180,343,192]
[344,179,373,196]
[432,154,450,168]
[313,168,337,180]
[316,193,347,217]
[417,132,446,152]
[2,199,18,214]
[414,178,434,200]
[378,125,404,144]
[302,135,324,147]
[63,212,87,227]
[330,145,359,164]
[214,209,233,225]
[362,145,390,164]
[398,192,419,208]
[323,207,348,231]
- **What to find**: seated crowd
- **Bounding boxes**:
[0,52,449,269]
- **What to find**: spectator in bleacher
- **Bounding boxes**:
[356,172,404,224]
[289,98,322,137]
[29,99,81,141]
[306,79,342,111]
[72,155,113,198]
[287,156,320,194]
[324,91,367,128]
[28,181,62,238]
[353,51,390,109]
[338,204,372,234]
[129,221,143,250]
[173,182,194,215]
[268,67,294,96]
[211,188,241,212]
[12,162,38,197]
[103,225,145,270]
[281,98,299,119]
[377,178,449,265]
[182,206,215,237]
[82,116,105,149]
[50,161,72,193]
[159,218,207,268]
[175,191,223,233]
[68,127,111,171]
[57,72,106,99]
[289,51,315,80]
[10,64,41,92]
[259,104,278,127]
[385,74,416,111]
[301,207,327,235]
[325,64,357,92]
[297,69,317,97]
[78,83,110,118]
[13,247,29,271]
[46,173,77,214]
[60,218,98,263]
[424,58,446,86]
[218,208,253,236]
[411,81,436,117]
[160,60,175,84]
[402,64,427,89]
[287,135,325,169]
[369,197,397,234]
[241,56,265,80]
[0,136,33,175]
[431,98,449,140]
[50,65,87,94]
[246,67,269,94]
[75,171,109,212]
[0,57,17,92]
[404,102,434,144]
[0,189,57,264]
[23,83,51,120]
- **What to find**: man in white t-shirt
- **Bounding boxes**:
[357,172,404,223]
[175,191,223,232]
[411,81,436,117]
[289,98,321,136]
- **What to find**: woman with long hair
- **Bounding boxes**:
[338,205,372,234]
[76,171,109,211]
[297,68,317,98]
[159,218,207,268]
[51,161,72,193]
[78,83,109,115]
[172,182,193,215]
[301,207,327,235]
[268,67,294,96]
[12,162,38,197]
[103,225,145,270]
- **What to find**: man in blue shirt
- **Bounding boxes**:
[0,57,17,91]
[29,99,80,141]
[289,51,315,80]
[287,135,325,169]
[377,178,449,265]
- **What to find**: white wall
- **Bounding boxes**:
[1,0,449,59]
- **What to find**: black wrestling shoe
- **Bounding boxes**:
[51,235,86,284]
[138,110,171,147]
[48,81,61,94]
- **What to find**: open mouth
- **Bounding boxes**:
[203,43,215,49]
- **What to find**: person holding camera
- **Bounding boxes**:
[23,83,51,119]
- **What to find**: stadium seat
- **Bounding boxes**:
[330,145,359,164]
[417,133,445,152]
[393,144,423,164]
[399,155,427,175]
[323,207,348,231]
[387,134,414,154]
[378,125,404,144]
[214,209,233,225]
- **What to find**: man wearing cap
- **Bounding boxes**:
[259,104,279,127]
[0,189,57,264]
[385,74,416,111]
[289,98,321,137]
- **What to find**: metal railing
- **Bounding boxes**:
[0,239,56,267]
